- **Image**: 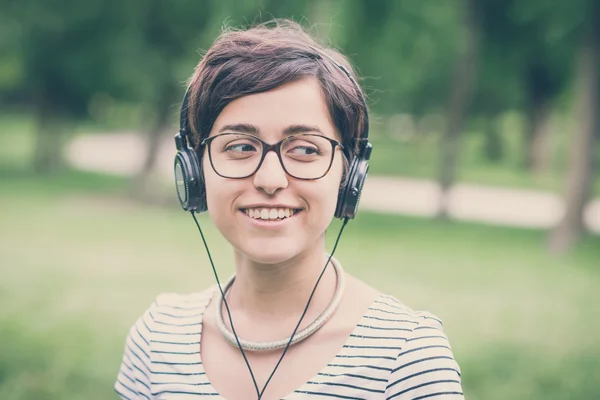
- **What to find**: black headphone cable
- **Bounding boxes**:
[190,211,349,400]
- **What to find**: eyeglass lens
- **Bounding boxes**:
[207,133,335,179]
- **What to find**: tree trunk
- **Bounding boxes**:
[524,95,554,174]
[33,94,65,174]
[132,84,178,199]
[548,15,599,254]
[437,0,481,218]
[483,115,503,163]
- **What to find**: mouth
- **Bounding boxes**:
[240,207,302,222]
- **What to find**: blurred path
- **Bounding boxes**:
[66,132,600,233]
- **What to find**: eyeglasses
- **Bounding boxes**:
[201,133,344,180]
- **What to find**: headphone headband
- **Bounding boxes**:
[310,50,370,144]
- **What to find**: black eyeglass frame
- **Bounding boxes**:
[200,133,344,181]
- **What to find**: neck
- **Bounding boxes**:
[228,245,338,321]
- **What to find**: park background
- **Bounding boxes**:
[1,1,599,399]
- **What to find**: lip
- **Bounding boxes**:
[239,203,303,210]
[239,209,302,228]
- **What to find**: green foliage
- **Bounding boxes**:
[1,0,595,124]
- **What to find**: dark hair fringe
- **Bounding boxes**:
[187,19,367,181]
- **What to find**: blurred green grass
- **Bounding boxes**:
[1,169,599,400]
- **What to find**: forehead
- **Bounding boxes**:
[210,78,337,140]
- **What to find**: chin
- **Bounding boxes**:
[236,238,306,265]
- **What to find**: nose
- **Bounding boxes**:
[253,151,288,195]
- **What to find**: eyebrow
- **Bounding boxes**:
[218,123,324,136]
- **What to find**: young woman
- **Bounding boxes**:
[115,20,464,400]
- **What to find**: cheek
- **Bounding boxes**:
[309,160,344,219]
[202,157,236,224]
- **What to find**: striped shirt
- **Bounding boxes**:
[115,288,464,399]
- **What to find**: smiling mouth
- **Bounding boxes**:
[241,207,302,221]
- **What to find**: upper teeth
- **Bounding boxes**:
[244,208,297,220]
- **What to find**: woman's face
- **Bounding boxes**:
[202,77,344,265]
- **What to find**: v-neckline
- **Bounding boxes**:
[195,286,382,400]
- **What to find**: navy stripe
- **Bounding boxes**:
[317,372,387,383]
[115,378,137,396]
[387,368,461,390]
[156,311,203,319]
[151,371,206,376]
[114,387,134,400]
[134,325,150,346]
[153,350,200,355]
[374,299,405,309]
[380,294,402,303]
[135,377,150,391]
[414,326,440,331]
[350,334,408,341]
[357,324,412,331]
[364,315,419,324]
[158,304,204,311]
[153,360,202,366]
[369,307,413,317]
[152,381,211,386]
[151,313,202,327]
[406,335,446,342]
[132,363,150,381]
[121,358,134,373]
[337,354,396,361]
[120,370,136,385]
[154,320,203,327]
[295,390,364,400]
[152,390,220,396]
[398,344,451,357]
[328,363,392,372]
[130,336,149,359]
[344,344,404,350]
[387,380,461,400]
[412,391,464,400]
[392,356,454,373]
[307,380,385,394]
[151,340,201,345]
[127,349,150,379]
[147,327,201,335]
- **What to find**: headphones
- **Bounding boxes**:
[174,56,372,220]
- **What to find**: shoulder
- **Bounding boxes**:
[373,293,456,359]
[375,294,465,399]
[152,288,216,313]
[129,287,217,341]
[362,293,446,338]
[114,288,217,398]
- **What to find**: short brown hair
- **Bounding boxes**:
[186,19,367,164]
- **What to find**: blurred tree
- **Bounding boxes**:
[118,0,218,193]
[437,0,481,218]
[6,0,123,173]
[513,2,581,174]
[548,0,599,253]
[336,0,460,116]
[472,1,580,172]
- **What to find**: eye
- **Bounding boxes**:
[225,142,257,153]
[288,145,321,156]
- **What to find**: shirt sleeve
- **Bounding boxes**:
[114,306,154,400]
[385,314,464,400]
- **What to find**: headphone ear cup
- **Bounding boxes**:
[174,146,207,212]
[195,151,208,212]
[335,158,369,219]
[191,149,208,212]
